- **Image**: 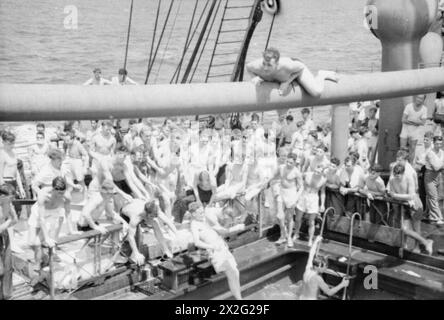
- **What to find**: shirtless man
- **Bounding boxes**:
[360,164,386,224]
[90,120,117,156]
[83,68,112,85]
[389,149,418,192]
[303,143,330,173]
[111,68,138,85]
[276,153,303,247]
[0,131,26,206]
[63,130,89,191]
[289,121,305,156]
[189,202,242,300]
[300,108,316,139]
[121,198,178,263]
[297,236,349,300]
[294,164,327,246]
[89,145,150,200]
[31,149,64,196]
[29,131,50,179]
[0,184,18,300]
[246,47,339,97]
[387,164,433,255]
[214,153,248,201]
[77,179,128,235]
[85,120,101,149]
[28,177,77,267]
[123,119,143,152]
[325,158,344,217]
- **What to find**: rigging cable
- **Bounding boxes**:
[154,0,183,83]
[169,0,211,84]
[264,12,276,50]
[123,0,135,70]
[172,0,199,84]
[189,0,223,83]
[145,0,176,84]
[146,0,162,84]
[181,0,218,83]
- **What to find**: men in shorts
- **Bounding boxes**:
[0,184,18,300]
[28,177,76,267]
[189,202,242,300]
[294,165,327,246]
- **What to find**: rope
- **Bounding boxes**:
[153,0,183,83]
[172,0,199,84]
[189,0,223,83]
[146,0,162,84]
[169,0,211,83]
[145,0,176,84]
[123,0,135,70]
[264,13,276,50]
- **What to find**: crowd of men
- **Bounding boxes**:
[1,48,444,300]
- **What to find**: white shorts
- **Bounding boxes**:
[296,191,319,215]
[399,124,423,141]
[281,186,297,209]
[62,158,84,181]
[28,204,65,229]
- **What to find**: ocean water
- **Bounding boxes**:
[0,0,381,84]
[0,0,382,126]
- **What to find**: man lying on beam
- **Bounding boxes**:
[246,47,339,96]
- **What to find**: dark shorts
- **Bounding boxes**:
[114,179,132,196]
[197,186,213,205]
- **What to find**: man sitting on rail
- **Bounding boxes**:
[246,47,339,96]
[189,202,243,300]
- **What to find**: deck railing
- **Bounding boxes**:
[43,224,123,300]
[324,187,418,257]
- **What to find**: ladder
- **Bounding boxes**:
[205,0,255,82]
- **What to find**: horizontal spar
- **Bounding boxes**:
[0,67,443,121]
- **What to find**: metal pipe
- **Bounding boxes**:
[342,212,362,300]
[314,207,336,260]
[48,247,55,300]
[1,67,444,121]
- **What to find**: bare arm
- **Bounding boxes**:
[64,195,77,234]
[316,275,348,297]
[0,154,5,185]
[81,198,103,232]
[158,210,178,234]
[190,222,215,250]
[426,151,443,171]
[37,192,52,245]
[0,203,18,233]
[78,142,89,169]
[127,215,142,257]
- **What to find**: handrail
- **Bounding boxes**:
[56,224,123,246]
[325,186,411,207]
[43,223,124,299]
